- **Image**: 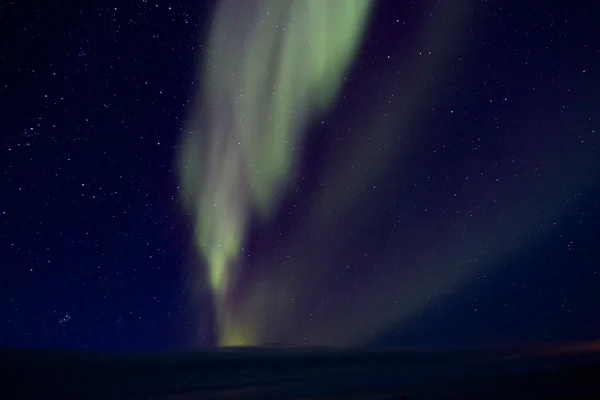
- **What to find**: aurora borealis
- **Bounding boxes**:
[179,0,600,347]
[2,0,600,351]
[179,0,373,346]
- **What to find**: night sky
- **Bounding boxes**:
[1,0,599,351]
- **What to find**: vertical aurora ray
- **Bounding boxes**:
[178,0,598,348]
[178,0,372,346]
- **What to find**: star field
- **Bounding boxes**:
[1,0,599,350]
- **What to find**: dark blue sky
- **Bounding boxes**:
[1,0,599,350]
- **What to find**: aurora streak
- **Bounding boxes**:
[179,0,372,346]
[178,0,598,348]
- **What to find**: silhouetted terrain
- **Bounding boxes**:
[3,345,600,399]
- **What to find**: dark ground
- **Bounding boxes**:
[3,345,600,399]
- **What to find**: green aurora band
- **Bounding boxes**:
[178,0,373,346]
[178,0,597,347]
